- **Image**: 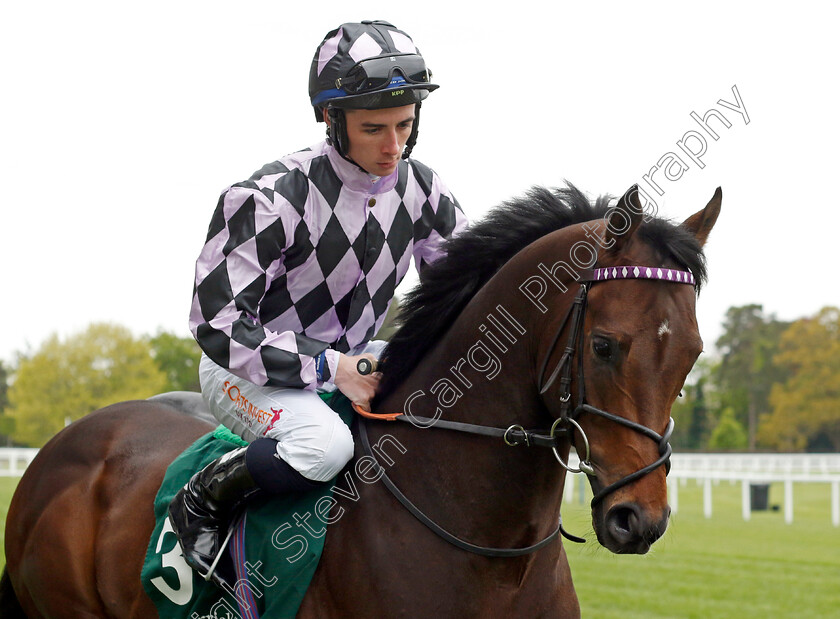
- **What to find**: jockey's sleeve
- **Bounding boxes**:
[189,186,335,391]
[410,164,469,274]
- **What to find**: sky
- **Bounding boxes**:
[1,1,838,364]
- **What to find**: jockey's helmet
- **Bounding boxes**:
[309,20,438,160]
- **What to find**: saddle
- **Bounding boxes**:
[148,391,217,426]
[141,391,354,619]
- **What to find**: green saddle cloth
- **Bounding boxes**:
[141,391,354,619]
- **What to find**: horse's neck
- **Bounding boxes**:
[374,275,569,546]
[380,274,543,426]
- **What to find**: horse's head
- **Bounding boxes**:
[537,185,721,554]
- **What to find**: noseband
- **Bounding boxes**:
[357,265,694,555]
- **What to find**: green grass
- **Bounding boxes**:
[0,476,19,571]
[1,475,838,617]
[562,480,840,618]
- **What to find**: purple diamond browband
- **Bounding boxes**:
[582,265,696,285]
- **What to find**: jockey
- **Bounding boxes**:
[168,20,468,587]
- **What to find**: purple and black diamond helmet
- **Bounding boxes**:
[309,20,439,159]
[309,20,438,118]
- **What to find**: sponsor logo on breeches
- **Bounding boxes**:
[222,380,282,433]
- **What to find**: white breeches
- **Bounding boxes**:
[197,341,385,482]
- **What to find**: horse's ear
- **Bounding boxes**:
[682,187,722,248]
[604,184,644,253]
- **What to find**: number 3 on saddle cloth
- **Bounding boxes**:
[141,391,355,619]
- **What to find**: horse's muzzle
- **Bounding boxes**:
[601,502,671,554]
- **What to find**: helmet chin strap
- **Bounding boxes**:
[326,108,358,169]
[402,102,421,160]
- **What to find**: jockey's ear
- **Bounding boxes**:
[682,187,722,248]
[602,185,644,254]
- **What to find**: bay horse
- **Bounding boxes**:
[2,183,720,618]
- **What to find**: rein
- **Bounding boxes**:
[357,419,571,555]
[356,264,695,557]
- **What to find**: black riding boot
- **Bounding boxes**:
[168,446,259,589]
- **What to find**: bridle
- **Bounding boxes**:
[538,266,685,506]
[356,264,695,556]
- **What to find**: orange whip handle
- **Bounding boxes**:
[352,402,402,421]
[352,358,401,420]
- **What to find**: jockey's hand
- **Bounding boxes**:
[334,353,381,412]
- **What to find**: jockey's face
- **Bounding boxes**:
[341,105,415,176]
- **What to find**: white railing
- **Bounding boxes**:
[564,452,840,527]
[667,471,840,526]
[0,448,40,476]
[5,447,839,525]
[670,453,840,475]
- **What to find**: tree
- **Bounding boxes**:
[759,307,840,451]
[714,305,791,450]
[0,361,8,411]
[670,357,714,450]
[374,295,402,341]
[149,330,202,392]
[0,361,14,445]
[708,406,748,450]
[6,323,168,447]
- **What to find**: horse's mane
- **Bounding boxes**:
[376,183,707,400]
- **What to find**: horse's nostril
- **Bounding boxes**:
[607,505,638,541]
[604,503,669,553]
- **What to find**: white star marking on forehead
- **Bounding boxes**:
[658,319,672,340]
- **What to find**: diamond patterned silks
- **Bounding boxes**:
[190,140,467,390]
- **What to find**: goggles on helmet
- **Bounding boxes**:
[335,53,432,94]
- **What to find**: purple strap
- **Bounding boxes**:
[231,513,261,619]
[583,265,695,285]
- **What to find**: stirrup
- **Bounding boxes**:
[203,522,238,587]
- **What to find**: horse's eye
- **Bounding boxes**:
[592,337,613,360]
